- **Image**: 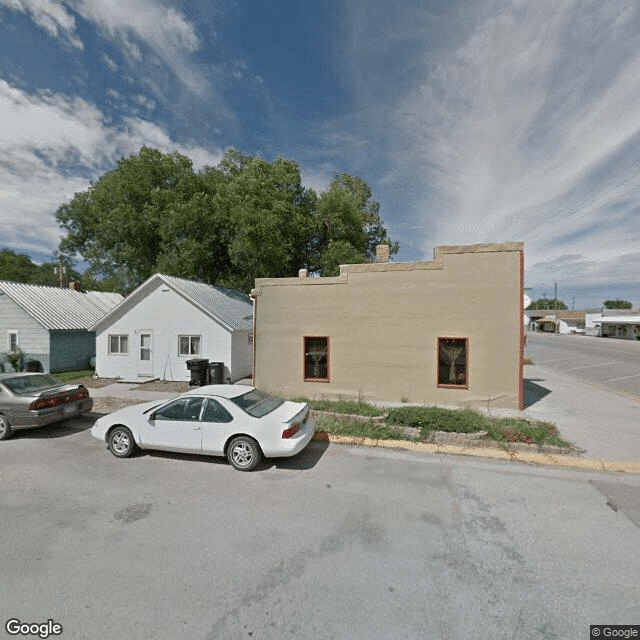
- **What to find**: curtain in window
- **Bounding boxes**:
[440,340,464,384]
[309,344,327,377]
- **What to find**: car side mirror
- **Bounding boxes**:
[149,412,156,421]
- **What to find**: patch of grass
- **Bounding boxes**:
[386,405,571,447]
[315,415,412,440]
[524,357,534,365]
[386,406,489,434]
[485,417,570,447]
[52,369,94,383]
[290,396,385,417]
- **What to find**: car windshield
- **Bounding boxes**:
[2,374,64,394]
[230,389,284,418]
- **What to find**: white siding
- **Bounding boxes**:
[230,331,253,382]
[95,284,234,382]
[0,295,50,371]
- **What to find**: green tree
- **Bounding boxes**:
[218,152,318,290]
[320,240,366,277]
[0,249,78,286]
[55,147,398,293]
[603,299,632,309]
[57,147,202,292]
[314,173,398,275]
[528,298,567,310]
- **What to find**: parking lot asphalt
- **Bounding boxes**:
[526,331,640,400]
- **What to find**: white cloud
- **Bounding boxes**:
[0,0,83,49]
[1,0,207,91]
[0,80,223,258]
[133,93,156,110]
[385,0,640,301]
[102,53,118,72]
[75,0,203,91]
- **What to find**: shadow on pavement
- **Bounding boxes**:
[142,440,329,472]
[524,378,552,408]
[13,415,94,439]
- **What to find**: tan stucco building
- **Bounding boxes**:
[251,242,525,410]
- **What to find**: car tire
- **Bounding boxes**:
[107,426,138,458]
[227,436,261,471]
[0,415,13,441]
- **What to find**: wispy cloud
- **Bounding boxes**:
[0,0,83,49]
[0,80,222,259]
[1,0,208,93]
[389,0,640,294]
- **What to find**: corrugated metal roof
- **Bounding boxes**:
[159,275,253,332]
[0,281,123,331]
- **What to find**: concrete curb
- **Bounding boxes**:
[312,432,640,474]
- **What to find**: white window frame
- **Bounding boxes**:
[248,332,253,345]
[7,330,18,352]
[108,334,129,355]
[178,335,201,356]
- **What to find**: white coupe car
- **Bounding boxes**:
[91,385,315,471]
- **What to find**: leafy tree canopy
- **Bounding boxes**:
[0,249,77,286]
[55,147,398,293]
[528,298,568,310]
[603,299,632,309]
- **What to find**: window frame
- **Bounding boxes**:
[108,334,129,355]
[7,330,18,352]
[437,337,469,389]
[303,336,330,383]
[152,397,205,422]
[178,335,201,357]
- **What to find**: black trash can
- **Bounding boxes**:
[208,362,224,385]
[186,358,209,386]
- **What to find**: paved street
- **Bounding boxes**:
[526,332,640,401]
[1,418,639,640]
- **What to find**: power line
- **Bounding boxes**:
[518,156,640,245]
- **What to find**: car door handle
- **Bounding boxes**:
[191,427,201,430]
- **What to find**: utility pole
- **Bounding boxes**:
[554,282,558,334]
[54,259,66,288]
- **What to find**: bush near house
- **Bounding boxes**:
[2,348,25,372]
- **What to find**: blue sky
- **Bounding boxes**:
[0,0,638,308]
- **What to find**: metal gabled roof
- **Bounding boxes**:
[159,275,253,332]
[92,274,253,333]
[0,281,123,331]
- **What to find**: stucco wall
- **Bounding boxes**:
[0,295,50,372]
[252,244,524,409]
[96,284,240,381]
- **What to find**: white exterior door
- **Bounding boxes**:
[138,331,153,377]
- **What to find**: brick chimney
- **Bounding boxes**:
[376,244,390,263]
[69,280,81,291]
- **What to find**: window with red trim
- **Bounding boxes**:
[304,337,329,381]
[438,338,468,387]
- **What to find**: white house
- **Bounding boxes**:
[92,274,253,383]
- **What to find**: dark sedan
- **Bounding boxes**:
[0,373,93,440]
